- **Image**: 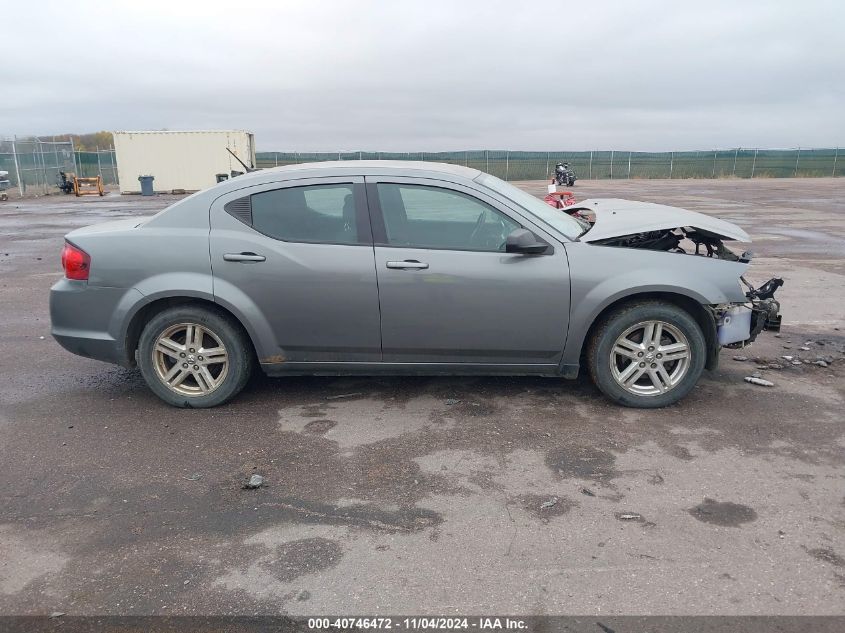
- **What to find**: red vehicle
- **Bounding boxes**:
[543,188,576,209]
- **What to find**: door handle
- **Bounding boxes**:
[223,252,266,262]
[386,260,429,270]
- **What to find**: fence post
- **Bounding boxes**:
[751,148,758,178]
[669,151,674,179]
[712,150,717,178]
[485,150,489,173]
[53,140,60,180]
[627,152,631,179]
[545,152,550,179]
[96,145,103,179]
[505,151,510,181]
[833,147,839,177]
[732,148,738,176]
[70,138,78,177]
[589,151,593,180]
[610,150,614,179]
[110,147,117,187]
[794,147,800,177]
[11,138,23,197]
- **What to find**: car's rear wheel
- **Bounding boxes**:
[137,306,253,408]
[587,301,706,408]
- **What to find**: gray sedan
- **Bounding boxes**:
[50,161,783,408]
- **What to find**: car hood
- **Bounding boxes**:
[573,198,751,243]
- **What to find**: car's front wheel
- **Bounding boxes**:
[587,301,706,408]
[137,306,253,408]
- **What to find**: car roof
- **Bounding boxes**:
[229,160,482,185]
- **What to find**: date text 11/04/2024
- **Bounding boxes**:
[307,617,528,630]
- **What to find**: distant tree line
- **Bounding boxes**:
[44,131,114,151]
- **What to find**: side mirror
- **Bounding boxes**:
[505,229,548,254]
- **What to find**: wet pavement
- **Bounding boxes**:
[0,179,843,615]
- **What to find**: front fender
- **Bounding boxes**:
[561,243,748,367]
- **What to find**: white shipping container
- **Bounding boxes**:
[113,130,256,194]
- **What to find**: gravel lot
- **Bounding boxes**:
[0,178,843,616]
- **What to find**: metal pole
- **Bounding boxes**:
[833,147,838,177]
[70,138,77,177]
[110,147,117,187]
[627,151,631,179]
[485,150,489,173]
[794,147,800,177]
[96,145,103,179]
[732,148,738,176]
[465,151,468,167]
[11,138,23,197]
[751,148,758,178]
[38,140,47,195]
[505,151,510,181]
[610,150,614,179]
[669,151,674,179]
[545,152,550,179]
[53,138,60,181]
[359,150,362,160]
[712,150,717,178]
[589,151,593,180]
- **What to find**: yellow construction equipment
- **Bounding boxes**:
[73,175,104,197]
[57,172,105,197]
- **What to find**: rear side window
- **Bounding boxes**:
[245,184,359,244]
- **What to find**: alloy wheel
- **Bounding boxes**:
[609,320,691,396]
[151,322,229,396]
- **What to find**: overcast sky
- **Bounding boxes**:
[3,0,843,151]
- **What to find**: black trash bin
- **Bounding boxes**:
[138,175,155,196]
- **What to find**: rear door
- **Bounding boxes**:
[209,176,381,362]
[366,176,571,366]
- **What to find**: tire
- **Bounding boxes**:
[587,301,706,408]
[137,305,253,408]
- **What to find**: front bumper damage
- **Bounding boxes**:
[715,277,784,349]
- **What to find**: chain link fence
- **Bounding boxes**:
[1,141,840,197]
[256,148,841,181]
[0,137,118,196]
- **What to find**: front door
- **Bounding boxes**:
[367,177,571,366]
[209,176,381,363]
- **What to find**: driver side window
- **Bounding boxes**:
[376,183,520,252]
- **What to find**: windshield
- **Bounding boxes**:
[474,173,584,240]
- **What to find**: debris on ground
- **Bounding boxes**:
[540,497,558,510]
[732,355,748,362]
[580,487,596,497]
[814,360,829,367]
[616,512,643,521]
[182,473,202,481]
[791,360,802,366]
[243,474,264,489]
[751,371,762,378]
[799,346,810,351]
[782,355,794,361]
[745,376,775,387]
[325,392,363,401]
[444,398,461,406]
[49,612,65,619]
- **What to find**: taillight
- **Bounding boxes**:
[61,242,91,281]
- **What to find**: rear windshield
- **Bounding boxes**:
[474,173,583,240]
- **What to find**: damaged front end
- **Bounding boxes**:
[570,198,785,349]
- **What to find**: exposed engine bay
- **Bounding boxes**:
[567,200,784,347]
